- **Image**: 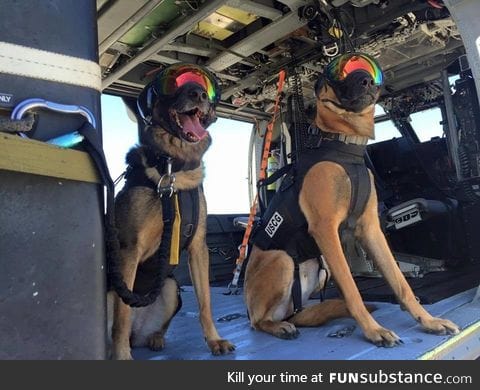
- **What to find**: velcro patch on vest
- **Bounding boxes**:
[265,212,284,238]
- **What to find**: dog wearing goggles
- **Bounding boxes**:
[109,63,234,359]
[244,53,459,347]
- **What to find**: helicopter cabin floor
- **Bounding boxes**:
[132,264,480,360]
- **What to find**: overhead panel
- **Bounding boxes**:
[118,0,182,47]
[192,5,259,41]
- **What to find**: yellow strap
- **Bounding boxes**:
[418,320,480,360]
[169,193,182,265]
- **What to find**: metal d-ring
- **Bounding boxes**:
[157,172,176,197]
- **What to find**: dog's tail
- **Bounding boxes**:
[289,299,376,327]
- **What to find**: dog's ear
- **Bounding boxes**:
[137,82,157,125]
[314,73,326,98]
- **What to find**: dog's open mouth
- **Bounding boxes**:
[171,107,208,143]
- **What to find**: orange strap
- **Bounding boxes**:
[234,69,286,268]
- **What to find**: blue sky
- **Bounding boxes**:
[101,94,252,214]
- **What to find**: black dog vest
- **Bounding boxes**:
[118,146,200,295]
[252,140,371,312]
[121,146,200,252]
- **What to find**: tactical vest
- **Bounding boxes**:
[252,140,371,264]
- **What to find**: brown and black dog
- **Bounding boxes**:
[245,58,460,347]
[109,65,234,360]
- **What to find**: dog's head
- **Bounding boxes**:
[314,53,383,138]
[137,63,220,144]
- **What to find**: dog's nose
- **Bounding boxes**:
[350,71,375,92]
[361,77,374,87]
[189,88,208,102]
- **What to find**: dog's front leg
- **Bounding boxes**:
[308,220,402,346]
[188,191,235,355]
[300,164,401,347]
[357,181,460,336]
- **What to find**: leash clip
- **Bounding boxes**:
[157,157,176,197]
[224,282,241,296]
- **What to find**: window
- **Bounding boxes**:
[101,94,138,182]
[101,95,252,214]
[202,118,252,214]
[410,107,444,142]
[370,105,402,144]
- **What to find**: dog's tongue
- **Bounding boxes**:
[179,113,208,140]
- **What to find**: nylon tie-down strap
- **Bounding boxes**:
[225,69,286,295]
[340,163,371,264]
[77,121,173,307]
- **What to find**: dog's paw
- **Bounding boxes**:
[421,317,460,336]
[148,332,166,351]
[112,346,133,360]
[272,321,300,340]
[364,327,403,348]
[207,339,236,356]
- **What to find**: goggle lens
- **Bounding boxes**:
[155,64,219,102]
[326,53,383,86]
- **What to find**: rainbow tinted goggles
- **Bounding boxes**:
[325,53,384,86]
[153,63,220,103]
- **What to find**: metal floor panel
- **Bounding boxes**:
[132,287,480,360]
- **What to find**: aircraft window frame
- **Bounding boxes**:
[409,107,445,143]
[370,105,403,145]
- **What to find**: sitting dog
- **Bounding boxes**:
[109,63,234,359]
[245,53,460,346]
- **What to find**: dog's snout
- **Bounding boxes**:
[350,72,374,91]
[362,77,374,87]
[189,88,208,102]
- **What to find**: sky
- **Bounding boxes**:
[101,94,444,215]
[101,94,252,214]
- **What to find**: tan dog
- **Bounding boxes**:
[109,64,234,359]
[245,57,460,347]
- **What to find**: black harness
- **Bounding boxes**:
[252,137,371,314]
[119,146,200,296]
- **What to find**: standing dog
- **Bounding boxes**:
[245,53,460,346]
[109,64,234,359]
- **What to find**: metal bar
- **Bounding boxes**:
[442,69,463,181]
[222,44,322,99]
[149,53,240,82]
[225,0,283,20]
[207,10,307,72]
[444,0,480,107]
[160,43,215,58]
[216,103,271,122]
[101,0,226,90]
[99,0,165,55]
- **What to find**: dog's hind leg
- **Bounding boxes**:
[111,246,141,360]
[188,190,235,355]
[289,299,349,327]
[357,177,460,336]
[245,247,300,339]
[130,277,181,351]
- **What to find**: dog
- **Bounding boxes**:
[244,53,460,347]
[109,64,234,360]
